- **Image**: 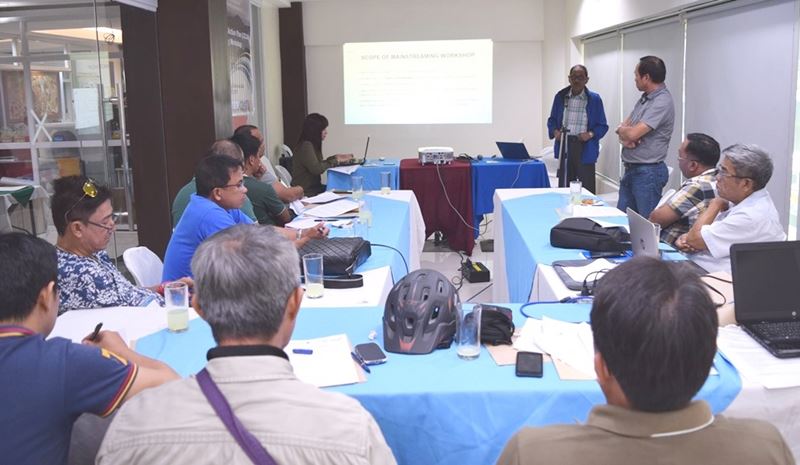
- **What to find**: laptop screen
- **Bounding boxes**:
[731,241,800,322]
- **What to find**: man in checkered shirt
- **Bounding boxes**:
[649,133,719,246]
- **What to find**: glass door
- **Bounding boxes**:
[0,2,134,257]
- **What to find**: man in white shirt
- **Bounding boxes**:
[676,144,786,273]
[98,224,396,465]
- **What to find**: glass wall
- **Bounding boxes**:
[0,1,134,233]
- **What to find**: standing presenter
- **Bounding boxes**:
[547,64,608,193]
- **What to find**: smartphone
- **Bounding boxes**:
[515,351,543,378]
[355,342,387,365]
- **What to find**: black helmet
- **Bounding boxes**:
[383,269,459,354]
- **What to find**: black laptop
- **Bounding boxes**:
[496,142,531,160]
[731,241,800,358]
[339,136,370,166]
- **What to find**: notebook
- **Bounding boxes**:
[731,241,800,358]
[496,142,532,160]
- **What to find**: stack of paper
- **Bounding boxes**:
[514,316,596,378]
[303,191,343,204]
[718,326,800,389]
[285,334,362,387]
[328,165,360,175]
[303,199,360,218]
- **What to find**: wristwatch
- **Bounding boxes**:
[296,228,303,240]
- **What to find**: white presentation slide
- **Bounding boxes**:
[343,39,493,125]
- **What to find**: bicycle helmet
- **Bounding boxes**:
[383,269,459,354]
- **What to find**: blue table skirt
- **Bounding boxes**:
[501,192,684,302]
[327,160,401,192]
[471,159,550,236]
[135,302,741,465]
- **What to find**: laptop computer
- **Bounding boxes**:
[731,241,800,358]
[626,208,661,258]
[339,136,370,166]
[496,142,532,160]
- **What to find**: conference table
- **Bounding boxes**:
[470,159,549,237]
[135,302,740,465]
[399,159,475,255]
[490,187,800,461]
[326,159,401,192]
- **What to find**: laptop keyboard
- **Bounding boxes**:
[751,321,800,341]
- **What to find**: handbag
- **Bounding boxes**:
[196,368,277,465]
[298,237,371,276]
[550,217,630,252]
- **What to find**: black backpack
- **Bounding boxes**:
[550,217,630,252]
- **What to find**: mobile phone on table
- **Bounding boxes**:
[354,342,388,365]
[515,351,543,378]
[588,250,626,259]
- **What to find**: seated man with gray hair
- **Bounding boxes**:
[675,143,786,273]
[98,225,396,465]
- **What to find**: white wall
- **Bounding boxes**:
[566,0,706,37]
[301,0,546,158]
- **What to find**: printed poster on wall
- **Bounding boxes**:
[227,0,254,129]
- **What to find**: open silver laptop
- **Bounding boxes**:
[626,208,661,258]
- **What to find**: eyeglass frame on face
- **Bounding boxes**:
[85,212,120,231]
[217,179,245,190]
[716,165,751,180]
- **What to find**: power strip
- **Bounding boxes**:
[462,259,490,283]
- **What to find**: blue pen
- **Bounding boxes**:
[351,351,371,374]
[292,348,313,355]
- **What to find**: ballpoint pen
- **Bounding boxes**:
[88,322,103,341]
[351,351,371,374]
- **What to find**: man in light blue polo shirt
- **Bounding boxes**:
[616,55,675,218]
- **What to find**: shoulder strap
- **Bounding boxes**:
[196,368,278,465]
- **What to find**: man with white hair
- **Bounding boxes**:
[99,225,396,465]
[676,143,786,273]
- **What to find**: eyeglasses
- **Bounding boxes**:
[716,166,750,180]
[568,74,587,81]
[218,179,245,190]
[86,213,120,231]
[63,179,98,224]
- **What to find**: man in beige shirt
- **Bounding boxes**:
[497,257,794,465]
[97,224,396,465]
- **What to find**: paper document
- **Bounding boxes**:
[303,191,342,204]
[289,200,305,216]
[590,218,628,231]
[515,316,596,378]
[303,199,360,218]
[49,305,199,345]
[328,165,360,175]
[560,259,618,283]
[73,88,100,130]
[286,334,362,387]
[301,266,392,309]
[285,217,320,230]
[718,325,800,389]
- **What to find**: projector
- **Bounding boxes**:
[418,147,454,165]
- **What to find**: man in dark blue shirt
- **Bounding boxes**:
[0,232,178,465]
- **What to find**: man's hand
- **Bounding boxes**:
[83,330,129,354]
[553,129,562,141]
[303,223,330,239]
[675,233,697,253]
[709,197,730,212]
[578,131,593,142]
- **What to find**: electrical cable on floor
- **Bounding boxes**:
[435,163,480,233]
[465,283,493,302]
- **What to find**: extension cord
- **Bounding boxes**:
[462,259,490,283]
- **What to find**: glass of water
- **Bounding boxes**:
[164,281,189,332]
[352,175,365,201]
[303,253,324,299]
[457,304,482,360]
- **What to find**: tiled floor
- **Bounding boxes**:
[419,215,497,304]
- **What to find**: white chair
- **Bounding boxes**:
[123,246,164,287]
[274,165,292,185]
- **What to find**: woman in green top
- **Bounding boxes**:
[291,113,353,195]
